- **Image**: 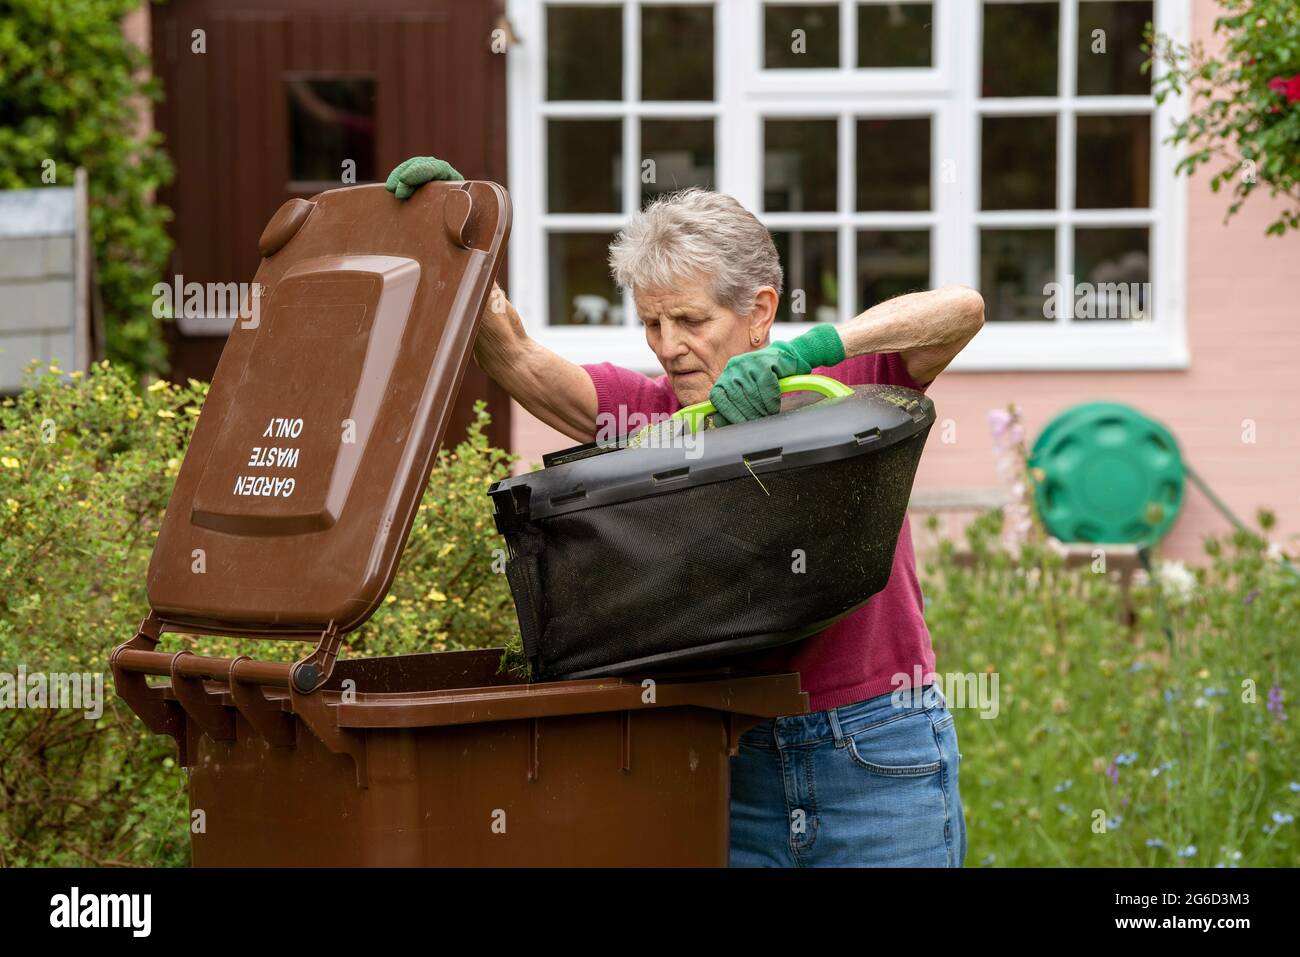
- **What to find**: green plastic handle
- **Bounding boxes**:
[671,373,854,433]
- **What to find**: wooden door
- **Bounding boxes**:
[151,0,511,450]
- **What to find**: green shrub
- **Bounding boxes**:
[0,361,518,865]
[0,0,175,372]
[924,509,1300,866]
[1148,0,1300,236]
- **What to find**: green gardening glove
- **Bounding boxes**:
[385,156,464,200]
[708,324,845,425]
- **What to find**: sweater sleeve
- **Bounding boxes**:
[581,362,682,435]
[812,352,930,393]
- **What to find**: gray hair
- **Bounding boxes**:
[608,188,783,316]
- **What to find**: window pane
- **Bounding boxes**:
[980,229,1055,322]
[641,119,715,202]
[1075,115,1151,208]
[1078,0,1154,95]
[982,1,1059,97]
[857,231,930,310]
[642,5,714,100]
[764,119,838,212]
[772,231,839,323]
[1074,227,1150,321]
[857,2,933,68]
[286,78,376,182]
[548,233,622,325]
[857,117,931,211]
[764,4,840,69]
[981,115,1057,210]
[547,5,622,101]
[548,119,623,213]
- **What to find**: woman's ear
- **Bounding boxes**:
[748,286,779,344]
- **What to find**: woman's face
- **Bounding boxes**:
[634,275,775,406]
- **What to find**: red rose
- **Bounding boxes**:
[1267,73,1300,103]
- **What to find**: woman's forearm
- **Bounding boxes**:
[472,284,600,443]
[829,285,985,385]
[836,285,985,359]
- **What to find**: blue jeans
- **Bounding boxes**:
[729,685,967,867]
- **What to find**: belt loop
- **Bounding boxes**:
[828,706,846,747]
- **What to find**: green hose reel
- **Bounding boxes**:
[1028,402,1186,547]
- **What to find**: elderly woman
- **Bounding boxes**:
[389,157,984,867]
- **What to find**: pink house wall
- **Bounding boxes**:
[508,0,1300,564]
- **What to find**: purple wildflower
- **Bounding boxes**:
[988,408,1012,440]
[1268,686,1287,722]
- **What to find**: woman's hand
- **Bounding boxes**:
[708,342,809,423]
[708,325,845,424]
[384,156,463,199]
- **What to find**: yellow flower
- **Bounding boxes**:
[147,380,169,393]
[437,542,455,559]
[0,457,19,469]
[426,588,447,602]
[156,410,176,419]
[5,498,18,514]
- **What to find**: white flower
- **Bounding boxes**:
[1157,560,1196,603]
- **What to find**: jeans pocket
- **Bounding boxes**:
[843,711,944,778]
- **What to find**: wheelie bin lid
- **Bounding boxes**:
[146,181,511,638]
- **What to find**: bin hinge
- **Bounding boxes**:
[169,650,236,743]
[110,610,192,766]
[288,679,369,789]
[286,620,369,787]
[290,620,341,693]
[227,656,296,748]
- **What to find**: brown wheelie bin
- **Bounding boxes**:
[111,181,808,866]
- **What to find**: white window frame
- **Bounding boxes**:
[506,0,1191,372]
